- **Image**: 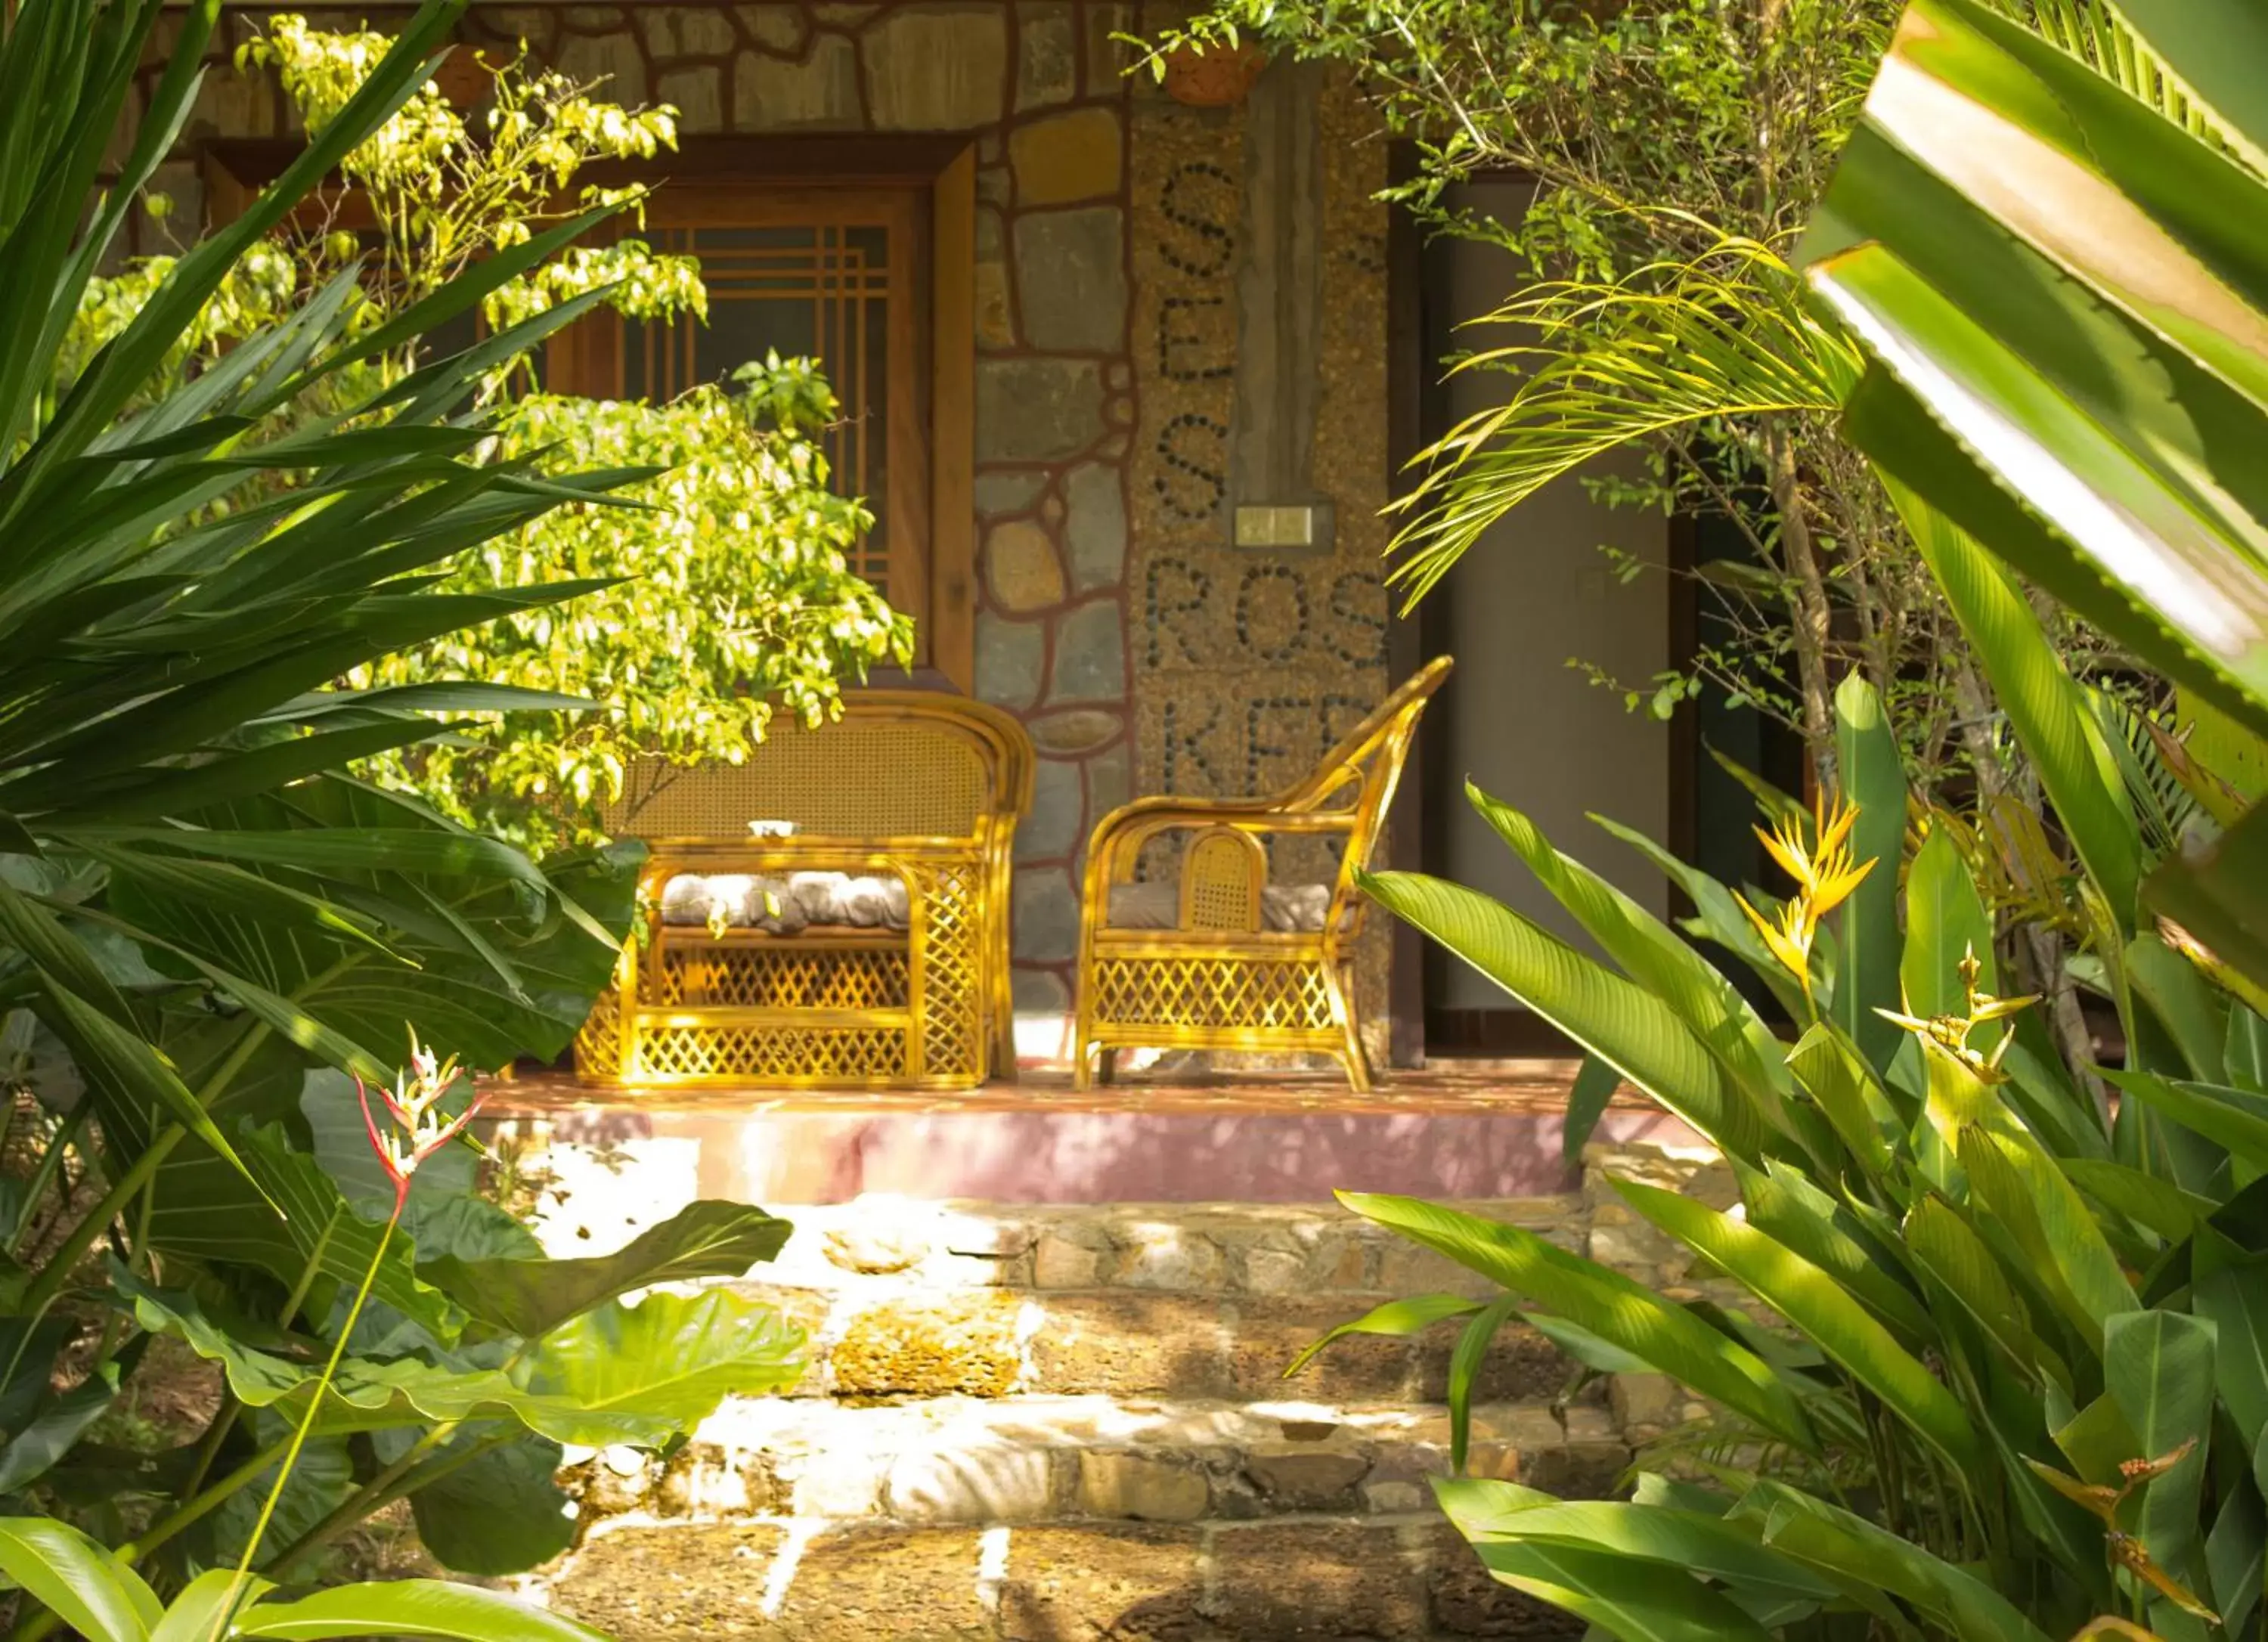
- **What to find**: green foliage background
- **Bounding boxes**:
[73,15,912,852]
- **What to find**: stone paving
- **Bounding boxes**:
[507,1151,1737,1639]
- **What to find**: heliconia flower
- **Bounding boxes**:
[355,1032,485,1212]
[1735,787,1874,998]
[1874,944,2037,1084]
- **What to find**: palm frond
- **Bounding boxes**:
[1388,232,1864,607]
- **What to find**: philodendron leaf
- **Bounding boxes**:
[523,1287,808,1423]
[116,1269,804,1448]
[145,1123,465,1343]
[400,1431,574,1578]
[420,1200,794,1339]
[0,1337,146,1495]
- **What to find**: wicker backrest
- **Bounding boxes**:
[1180,827,1266,931]
[1292,658,1453,808]
[1297,657,1453,888]
[609,692,1030,842]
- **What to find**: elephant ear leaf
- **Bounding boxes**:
[401,1432,575,1578]
[420,1200,794,1339]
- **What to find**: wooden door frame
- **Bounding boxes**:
[201,133,980,694]
[1383,139,1429,1070]
[1387,151,1696,1062]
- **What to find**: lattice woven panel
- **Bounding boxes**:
[576,858,990,1087]
[573,983,621,1073]
[1089,954,1337,1032]
[912,862,980,1080]
[631,1025,909,1083]
[654,945,910,1011]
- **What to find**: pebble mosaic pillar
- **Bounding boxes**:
[135,2,1393,1057]
[1127,17,1395,1059]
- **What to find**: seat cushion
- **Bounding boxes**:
[661,872,909,934]
[1106,880,1334,933]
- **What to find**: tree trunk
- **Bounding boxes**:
[1767,420,1836,785]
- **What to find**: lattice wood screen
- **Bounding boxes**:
[622,223,899,590]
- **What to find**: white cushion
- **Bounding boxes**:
[1105,880,1335,933]
[661,872,910,934]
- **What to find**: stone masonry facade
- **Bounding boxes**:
[132,2,1399,1053]
[497,1138,1736,1639]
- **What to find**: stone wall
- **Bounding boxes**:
[129,2,1398,1054]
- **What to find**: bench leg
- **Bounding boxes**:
[1071,1037,1117,1091]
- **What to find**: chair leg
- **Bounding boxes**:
[1072,1030,1093,1091]
[1330,966,1373,1093]
[1097,1047,1118,1086]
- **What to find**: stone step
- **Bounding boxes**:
[560,1393,1656,1529]
[730,1279,1591,1408]
[535,1513,1586,1641]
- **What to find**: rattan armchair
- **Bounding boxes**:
[1072,657,1452,1091]
[576,692,1033,1089]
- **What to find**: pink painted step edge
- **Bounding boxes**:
[521,1105,1705,1206]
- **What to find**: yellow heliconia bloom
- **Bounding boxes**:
[1734,787,1875,997]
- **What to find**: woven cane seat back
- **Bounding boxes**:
[612,715,995,841]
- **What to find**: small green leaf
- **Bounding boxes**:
[1284,1293,1485,1380]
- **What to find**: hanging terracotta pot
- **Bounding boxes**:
[1161,42,1266,107]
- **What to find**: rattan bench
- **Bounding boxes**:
[575,692,1033,1089]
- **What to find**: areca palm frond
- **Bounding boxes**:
[1387,233,1865,606]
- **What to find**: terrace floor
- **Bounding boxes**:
[485,1060,1699,1206]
